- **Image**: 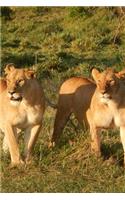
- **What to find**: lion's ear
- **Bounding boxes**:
[115,72,121,79]
[115,69,125,79]
[4,63,15,75]
[25,69,36,79]
[91,68,100,81]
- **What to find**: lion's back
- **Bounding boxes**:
[59,77,95,95]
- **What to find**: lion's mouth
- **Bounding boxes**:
[10,96,22,101]
[100,93,112,100]
[103,94,111,99]
[9,93,22,101]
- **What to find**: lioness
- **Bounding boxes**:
[0,64,45,166]
[87,68,125,166]
[51,77,96,145]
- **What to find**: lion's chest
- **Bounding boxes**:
[114,109,125,127]
[12,103,42,128]
[107,101,125,127]
[26,106,41,124]
[94,105,114,128]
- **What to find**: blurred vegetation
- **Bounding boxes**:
[1,7,125,192]
[1,7,125,77]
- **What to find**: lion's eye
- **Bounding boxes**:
[17,79,24,86]
[18,79,23,83]
[108,80,115,85]
[109,80,114,83]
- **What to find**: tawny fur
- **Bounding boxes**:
[0,65,45,166]
[0,77,7,93]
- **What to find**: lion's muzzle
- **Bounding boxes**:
[8,91,22,101]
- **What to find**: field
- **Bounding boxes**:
[0,7,125,192]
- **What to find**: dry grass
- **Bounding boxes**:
[1,107,125,192]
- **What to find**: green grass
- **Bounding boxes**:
[1,7,125,192]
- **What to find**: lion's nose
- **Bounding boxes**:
[101,90,106,95]
[8,90,15,95]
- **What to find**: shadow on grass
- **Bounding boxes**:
[101,142,123,166]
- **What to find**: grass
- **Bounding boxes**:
[1,7,125,192]
[1,108,125,192]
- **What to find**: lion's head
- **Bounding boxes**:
[91,68,119,102]
[4,64,35,102]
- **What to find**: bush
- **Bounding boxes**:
[68,7,96,18]
[2,51,35,67]
[1,7,13,20]
[35,7,50,16]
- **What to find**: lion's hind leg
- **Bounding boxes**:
[51,105,72,147]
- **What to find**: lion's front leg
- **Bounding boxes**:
[24,124,42,163]
[3,127,20,154]
[87,110,101,157]
[4,124,23,166]
[3,136,9,154]
[90,125,101,157]
[120,126,125,168]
